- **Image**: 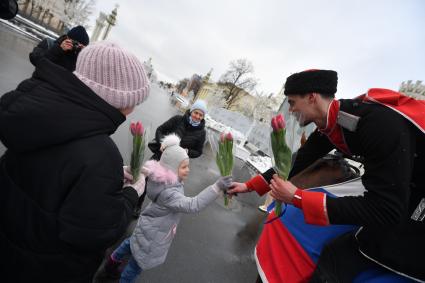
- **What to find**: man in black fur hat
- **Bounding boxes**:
[229,69,425,282]
[29,25,89,71]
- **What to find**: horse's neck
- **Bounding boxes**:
[290,159,354,189]
[290,169,340,188]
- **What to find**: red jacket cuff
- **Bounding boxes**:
[301,191,329,226]
[292,188,303,209]
[245,175,270,196]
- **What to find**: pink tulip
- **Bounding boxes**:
[130,122,137,136]
[136,122,144,136]
[130,121,144,136]
[276,114,285,130]
[226,132,233,141]
[271,117,278,132]
[220,133,225,143]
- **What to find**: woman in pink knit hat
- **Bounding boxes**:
[0,41,150,282]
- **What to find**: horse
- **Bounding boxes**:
[258,152,360,212]
[289,153,361,189]
[255,154,413,283]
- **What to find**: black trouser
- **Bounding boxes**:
[309,232,378,283]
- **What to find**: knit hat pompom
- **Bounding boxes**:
[74,41,150,109]
[161,134,181,150]
[159,134,189,174]
[284,69,338,97]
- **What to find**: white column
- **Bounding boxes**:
[91,12,107,42]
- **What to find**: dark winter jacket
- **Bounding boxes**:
[0,59,138,282]
[29,35,79,71]
[288,98,425,281]
[152,110,206,159]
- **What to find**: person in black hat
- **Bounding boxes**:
[29,25,89,71]
[229,69,425,282]
[0,0,18,20]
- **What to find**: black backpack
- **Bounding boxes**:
[0,0,18,20]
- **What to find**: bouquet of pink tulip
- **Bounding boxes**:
[216,132,234,206]
[130,121,146,183]
[270,114,292,216]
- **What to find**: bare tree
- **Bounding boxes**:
[63,0,96,28]
[219,58,257,109]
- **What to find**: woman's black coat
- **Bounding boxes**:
[0,59,137,282]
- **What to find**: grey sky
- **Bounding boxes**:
[90,0,425,98]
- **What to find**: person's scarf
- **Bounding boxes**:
[188,116,201,127]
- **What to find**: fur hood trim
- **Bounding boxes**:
[143,160,179,185]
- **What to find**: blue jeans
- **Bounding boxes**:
[112,238,142,283]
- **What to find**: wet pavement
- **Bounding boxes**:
[1,22,267,282]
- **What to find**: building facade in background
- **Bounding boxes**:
[17,0,96,34]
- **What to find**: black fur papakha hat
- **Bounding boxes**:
[284,69,338,96]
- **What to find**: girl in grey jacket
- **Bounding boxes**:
[104,134,232,283]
